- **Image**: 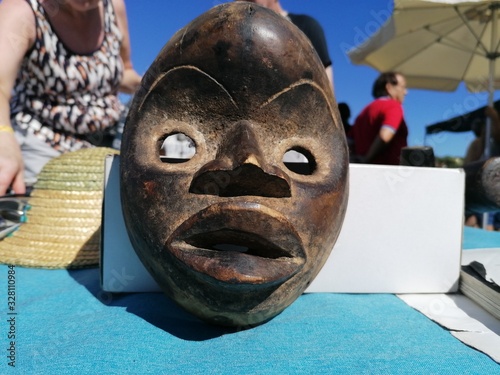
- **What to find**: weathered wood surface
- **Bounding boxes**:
[464,157,500,214]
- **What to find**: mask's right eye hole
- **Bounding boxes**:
[159,132,196,163]
[283,147,316,175]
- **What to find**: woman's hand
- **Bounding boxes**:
[119,67,142,94]
[0,131,25,196]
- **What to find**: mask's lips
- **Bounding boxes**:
[166,202,305,286]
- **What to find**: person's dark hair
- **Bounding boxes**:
[338,102,351,123]
[338,102,352,134]
[372,72,400,98]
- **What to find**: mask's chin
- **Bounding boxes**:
[157,249,309,328]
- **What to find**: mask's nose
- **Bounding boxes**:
[189,121,291,197]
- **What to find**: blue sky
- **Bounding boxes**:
[125,0,500,158]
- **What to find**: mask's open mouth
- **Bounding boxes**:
[166,202,305,286]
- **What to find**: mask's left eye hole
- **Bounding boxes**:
[283,147,316,175]
[283,147,316,176]
[160,132,196,163]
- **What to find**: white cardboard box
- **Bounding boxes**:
[101,155,464,294]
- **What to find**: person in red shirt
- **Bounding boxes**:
[351,72,408,165]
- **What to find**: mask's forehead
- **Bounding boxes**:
[138,67,335,133]
[138,2,333,115]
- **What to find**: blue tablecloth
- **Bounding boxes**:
[2,227,500,374]
[463,226,500,250]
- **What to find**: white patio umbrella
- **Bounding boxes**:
[348,0,500,158]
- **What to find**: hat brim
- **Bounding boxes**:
[0,147,119,269]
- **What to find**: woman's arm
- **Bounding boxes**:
[0,0,36,195]
[112,0,141,94]
[360,126,395,163]
[463,138,483,165]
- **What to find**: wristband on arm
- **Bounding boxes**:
[0,125,14,133]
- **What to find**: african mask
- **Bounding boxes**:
[120,2,349,327]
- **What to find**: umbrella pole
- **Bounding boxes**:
[481,3,499,229]
[482,54,493,227]
[481,48,494,231]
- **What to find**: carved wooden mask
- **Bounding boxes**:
[120,2,349,327]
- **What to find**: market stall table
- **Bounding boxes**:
[1,227,499,374]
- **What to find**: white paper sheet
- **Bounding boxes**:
[398,294,500,363]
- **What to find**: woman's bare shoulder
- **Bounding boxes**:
[0,0,36,53]
[111,0,126,14]
[0,0,36,17]
[0,0,36,35]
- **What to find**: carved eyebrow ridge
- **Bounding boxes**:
[138,65,239,112]
[260,79,336,128]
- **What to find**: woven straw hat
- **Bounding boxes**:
[0,147,118,269]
